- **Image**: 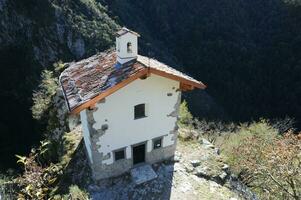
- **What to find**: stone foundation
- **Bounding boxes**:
[146,144,176,164]
[91,143,177,180]
[92,158,133,180]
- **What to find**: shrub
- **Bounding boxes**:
[52,185,90,200]
[269,117,296,134]
[222,120,301,199]
[178,100,193,128]
[15,141,63,199]
[32,61,66,121]
[0,174,15,199]
[32,70,59,120]
[67,185,90,200]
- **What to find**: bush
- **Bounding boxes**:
[177,101,237,143]
[52,185,89,200]
[32,70,59,120]
[178,100,193,128]
[194,119,238,144]
[67,185,90,200]
[15,141,63,199]
[31,62,70,163]
[222,120,301,199]
[0,174,15,199]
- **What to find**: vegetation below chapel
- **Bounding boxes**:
[178,102,301,200]
[0,0,119,169]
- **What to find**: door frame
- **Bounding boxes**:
[131,141,147,166]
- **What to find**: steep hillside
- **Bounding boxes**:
[1,0,301,170]
[103,0,301,123]
[0,0,119,170]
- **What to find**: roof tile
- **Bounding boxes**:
[60,50,204,113]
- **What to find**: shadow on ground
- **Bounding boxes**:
[59,139,175,200]
[89,163,174,200]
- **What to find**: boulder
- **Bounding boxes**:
[200,138,211,145]
[193,166,211,179]
[218,172,228,182]
[183,163,194,173]
[173,151,182,162]
[190,160,201,167]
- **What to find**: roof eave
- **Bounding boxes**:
[65,57,206,115]
[148,68,206,90]
[116,28,140,37]
[59,73,72,112]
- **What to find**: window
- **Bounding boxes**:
[127,42,132,53]
[153,138,162,150]
[134,104,146,119]
[114,149,125,161]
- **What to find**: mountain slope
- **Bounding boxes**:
[1,0,301,170]
[103,0,301,123]
[0,0,119,170]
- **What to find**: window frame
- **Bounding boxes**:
[114,148,126,161]
[127,42,133,53]
[153,137,163,150]
[134,103,147,120]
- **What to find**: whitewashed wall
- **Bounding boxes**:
[91,74,180,165]
[116,32,138,64]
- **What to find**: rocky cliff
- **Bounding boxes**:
[0,0,118,169]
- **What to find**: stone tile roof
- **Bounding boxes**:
[116,27,140,37]
[137,55,201,85]
[60,50,205,113]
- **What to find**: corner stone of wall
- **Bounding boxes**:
[146,144,176,164]
[92,158,133,180]
[167,91,181,118]
[168,91,181,143]
[85,106,114,178]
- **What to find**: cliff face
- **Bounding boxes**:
[0,0,119,66]
[0,0,119,170]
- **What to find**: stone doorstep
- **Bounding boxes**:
[130,164,158,185]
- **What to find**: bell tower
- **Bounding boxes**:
[116,27,140,64]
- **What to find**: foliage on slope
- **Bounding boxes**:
[103,0,301,123]
[0,63,87,199]
[0,0,120,170]
[178,102,301,199]
[222,122,301,200]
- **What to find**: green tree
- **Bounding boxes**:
[178,100,193,128]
